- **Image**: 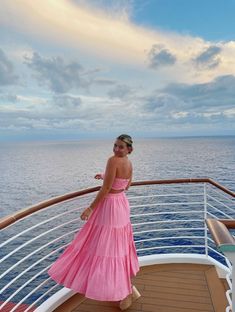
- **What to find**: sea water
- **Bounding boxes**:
[0,136,235,306]
[0,136,235,218]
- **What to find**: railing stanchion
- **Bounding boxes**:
[204,183,208,257]
[232,262,235,312]
[223,252,235,312]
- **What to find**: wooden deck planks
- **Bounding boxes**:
[55,263,228,312]
[205,267,228,312]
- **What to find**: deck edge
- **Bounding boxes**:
[35,253,229,312]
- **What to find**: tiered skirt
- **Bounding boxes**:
[48,192,139,301]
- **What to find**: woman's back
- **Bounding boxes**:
[115,156,132,179]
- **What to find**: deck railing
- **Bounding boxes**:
[206,218,235,312]
[0,178,234,312]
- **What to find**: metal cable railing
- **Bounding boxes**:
[0,179,234,312]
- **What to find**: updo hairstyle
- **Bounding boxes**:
[116,134,133,154]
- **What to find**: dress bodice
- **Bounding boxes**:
[111,177,129,190]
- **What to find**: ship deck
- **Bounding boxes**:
[53,263,228,312]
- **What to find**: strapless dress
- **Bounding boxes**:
[48,176,139,301]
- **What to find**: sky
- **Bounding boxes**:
[0,0,235,141]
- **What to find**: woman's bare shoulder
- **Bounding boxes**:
[108,155,116,161]
[107,155,119,164]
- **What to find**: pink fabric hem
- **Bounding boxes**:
[49,259,139,301]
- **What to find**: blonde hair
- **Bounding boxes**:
[117,134,133,152]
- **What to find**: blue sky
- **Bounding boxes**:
[132,0,235,41]
[0,0,235,141]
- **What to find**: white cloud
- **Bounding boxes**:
[223,108,235,118]
[171,112,189,119]
[24,52,86,93]
[201,112,222,118]
[1,0,235,85]
[23,52,117,94]
[0,1,235,139]
[0,48,18,85]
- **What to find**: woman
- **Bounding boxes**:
[48,134,140,310]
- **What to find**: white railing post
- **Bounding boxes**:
[222,252,235,311]
[204,183,208,257]
[232,263,235,312]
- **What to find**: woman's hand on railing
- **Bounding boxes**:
[80,207,93,221]
[94,173,104,180]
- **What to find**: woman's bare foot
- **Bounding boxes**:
[119,285,141,310]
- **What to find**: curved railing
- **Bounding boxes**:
[206,218,235,312]
[1,178,234,230]
[0,178,234,312]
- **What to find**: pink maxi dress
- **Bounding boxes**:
[48,177,139,301]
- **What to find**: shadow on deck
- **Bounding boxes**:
[54,263,228,312]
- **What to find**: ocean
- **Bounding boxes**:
[1,136,235,307]
[0,136,235,218]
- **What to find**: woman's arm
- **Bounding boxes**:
[90,157,116,209]
[80,157,116,220]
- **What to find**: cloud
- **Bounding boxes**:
[92,77,117,86]
[223,108,235,118]
[24,52,88,93]
[171,111,189,119]
[0,92,132,132]
[0,0,156,64]
[0,48,18,86]
[54,94,82,108]
[107,84,135,99]
[138,74,235,129]
[193,45,222,69]
[0,75,234,137]
[24,52,117,94]
[143,93,179,112]
[0,93,18,102]
[72,0,134,19]
[162,74,235,110]
[148,44,177,69]
[1,0,235,87]
[52,94,82,117]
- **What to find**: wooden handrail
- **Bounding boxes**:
[0,186,100,230]
[207,178,235,198]
[206,218,235,254]
[219,219,235,229]
[206,219,235,247]
[132,178,235,197]
[0,178,234,230]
